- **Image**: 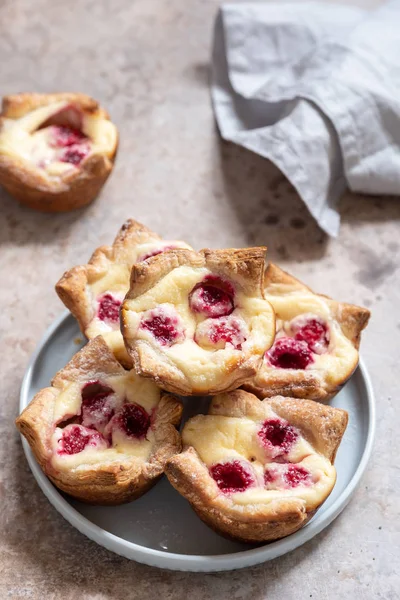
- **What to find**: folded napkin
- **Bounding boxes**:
[212,1,400,236]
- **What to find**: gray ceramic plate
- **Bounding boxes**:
[19,312,375,572]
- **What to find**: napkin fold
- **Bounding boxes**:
[212,1,400,236]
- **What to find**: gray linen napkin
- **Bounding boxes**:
[212,1,400,236]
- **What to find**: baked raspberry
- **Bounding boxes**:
[203,275,235,295]
[51,125,88,148]
[81,381,115,431]
[258,418,298,458]
[42,103,83,131]
[283,464,312,488]
[60,145,89,165]
[137,245,178,262]
[267,337,313,369]
[97,294,121,323]
[58,424,108,455]
[264,463,312,489]
[264,467,278,486]
[189,276,234,318]
[112,403,150,439]
[210,460,255,494]
[291,316,329,354]
[195,316,247,350]
[140,307,184,346]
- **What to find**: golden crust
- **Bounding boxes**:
[56,219,164,367]
[209,390,348,463]
[1,93,106,119]
[121,247,275,395]
[265,263,370,349]
[166,446,312,543]
[126,247,267,299]
[0,92,118,212]
[56,219,161,334]
[243,264,370,401]
[16,337,183,505]
[165,390,347,543]
[51,334,127,385]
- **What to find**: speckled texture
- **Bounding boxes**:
[0,0,398,598]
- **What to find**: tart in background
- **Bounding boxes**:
[0,92,118,211]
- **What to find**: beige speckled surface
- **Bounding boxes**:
[0,0,399,598]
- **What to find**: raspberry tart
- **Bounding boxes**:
[16,337,183,504]
[0,93,118,211]
[165,390,348,543]
[121,247,276,395]
[56,219,192,366]
[243,263,370,401]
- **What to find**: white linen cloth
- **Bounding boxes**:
[211,1,400,236]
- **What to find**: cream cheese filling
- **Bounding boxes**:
[182,412,336,511]
[50,371,161,472]
[260,290,358,387]
[123,265,275,389]
[0,101,117,177]
[85,241,193,352]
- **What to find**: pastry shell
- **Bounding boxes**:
[56,218,191,367]
[165,390,348,543]
[121,247,276,395]
[243,263,370,401]
[0,92,118,212]
[56,219,162,336]
[16,336,183,505]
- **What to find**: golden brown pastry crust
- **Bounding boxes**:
[0,92,118,212]
[126,247,268,300]
[264,264,370,349]
[121,247,276,395]
[242,263,370,401]
[56,219,161,336]
[165,390,348,543]
[16,337,183,505]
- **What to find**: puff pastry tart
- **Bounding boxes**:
[0,93,118,211]
[165,390,347,543]
[243,264,370,401]
[16,337,183,505]
[56,219,192,367]
[121,247,276,396]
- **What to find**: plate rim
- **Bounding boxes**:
[19,311,376,572]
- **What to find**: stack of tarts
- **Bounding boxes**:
[16,219,370,544]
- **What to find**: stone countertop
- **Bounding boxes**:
[0,0,398,598]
